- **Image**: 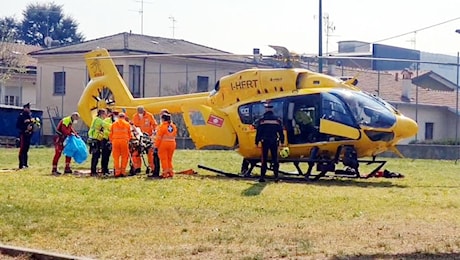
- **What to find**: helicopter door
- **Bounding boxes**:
[319,93,361,140]
[182,104,237,149]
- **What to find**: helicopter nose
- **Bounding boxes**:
[394,115,418,140]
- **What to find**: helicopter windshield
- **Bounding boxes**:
[331,89,396,129]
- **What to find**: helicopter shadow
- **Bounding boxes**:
[190,173,408,189]
[330,252,460,260]
[241,182,269,196]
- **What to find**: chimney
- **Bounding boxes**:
[327,59,336,76]
[253,48,261,63]
[401,68,413,101]
[401,77,411,100]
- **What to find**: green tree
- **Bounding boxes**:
[20,2,84,47]
[0,16,21,42]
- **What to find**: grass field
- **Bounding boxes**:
[0,147,459,260]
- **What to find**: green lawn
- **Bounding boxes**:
[0,148,459,259]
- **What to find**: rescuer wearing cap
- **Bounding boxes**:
[52,112,80,175]
[154,112,177,178]
[254,102,284,182]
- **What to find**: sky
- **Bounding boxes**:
[2,0,460,57]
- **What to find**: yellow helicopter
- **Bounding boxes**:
[78,48,418,180]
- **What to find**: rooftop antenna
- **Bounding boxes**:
[407,31,417,49]
[169,16,177,38]
[131,0,153,34]
[323,13,336,55]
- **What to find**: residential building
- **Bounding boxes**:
[29,34,460,145]
[30,32,268,136]
[0,43,41,107]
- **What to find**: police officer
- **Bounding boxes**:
[255,102,285,182]
[16,103,33,169]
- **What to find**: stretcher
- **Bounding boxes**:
[128,128,160,177]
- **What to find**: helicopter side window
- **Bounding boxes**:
[238,105,252,125]
[238,101,284,127]
[188,111,206,126]
[321,93,355,127]
[252,101,284,122]
[284,94,321,144]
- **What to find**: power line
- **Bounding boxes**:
[372,16,460,45]
[327,16,460,55]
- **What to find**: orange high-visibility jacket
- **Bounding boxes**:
[132,112,157,135]
[109,119,132,141]
[155,122,177,147]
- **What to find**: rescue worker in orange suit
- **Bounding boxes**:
[154,113,177,178]
[52,112,80,175]
[255,103,285,182]
[132,106,157,174]
[16,103,32,169]
[109,113,132,177]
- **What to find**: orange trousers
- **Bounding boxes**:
[132,148,154,171]
[158,142,176,178]
[112,139,129,176]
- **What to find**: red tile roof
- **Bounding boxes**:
[338,67,458,109]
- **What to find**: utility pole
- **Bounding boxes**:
[169,16,177,38]
[318,0,323,73]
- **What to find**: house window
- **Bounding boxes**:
[116,65,124,78]
[129,65,141,97]
[4,95,19,106]
[54,71,66,95]
[425,122,434,140]
[197,76,209,92]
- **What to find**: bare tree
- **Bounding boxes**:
[0,34,25,85]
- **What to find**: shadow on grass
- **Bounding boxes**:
[241,182,268,196]
[192,173,408,188]
[330,252,460,260]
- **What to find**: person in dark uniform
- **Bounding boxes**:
[16,103,33,169]
[100,110,117,176]
[87,109,107,176]
[255,102,285,182]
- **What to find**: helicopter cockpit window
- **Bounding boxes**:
[321,93,355,127]
[332,90,396,129]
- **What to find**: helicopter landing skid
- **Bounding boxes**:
[197,164,311,182]
[198,157,387,182]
